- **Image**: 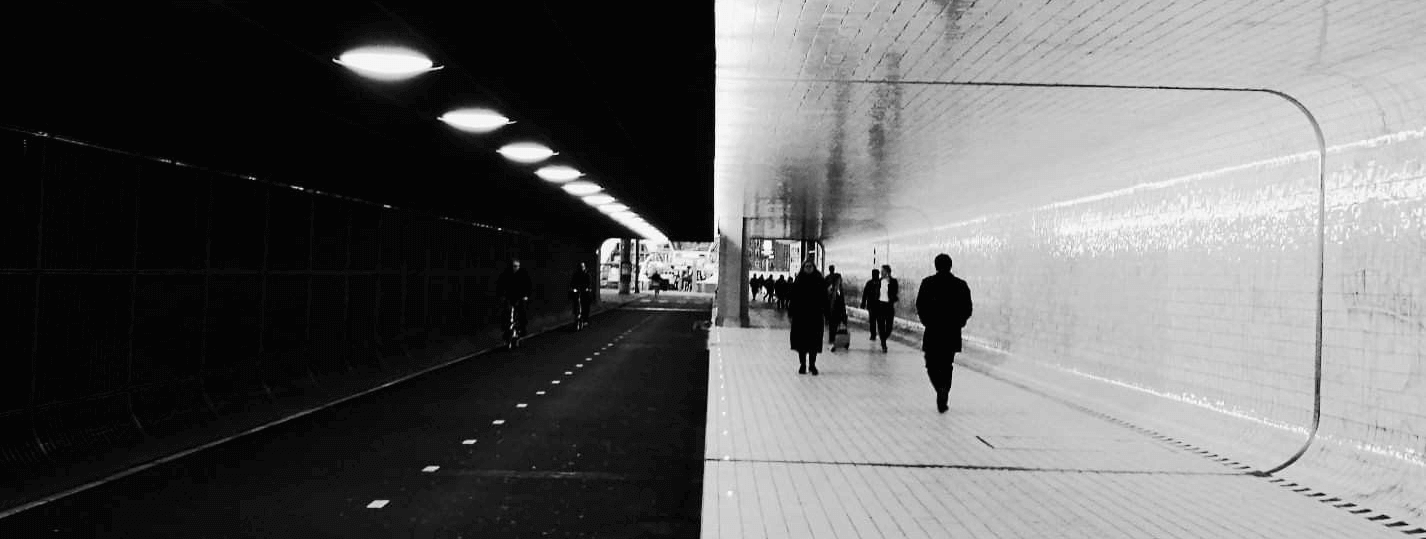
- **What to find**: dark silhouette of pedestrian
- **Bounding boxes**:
[860,268,880,341]
[862,265,899,352]
[750,274,762,300]
[775,275,790,309]
[825,265,847,343]
[789,258,827,374]
[915,254,972,413]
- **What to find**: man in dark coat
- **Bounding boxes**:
[496,258,533,336]
[862,265,899,352]
[788,259,827,375]
[915,254,973,413]
[859,268,881,341]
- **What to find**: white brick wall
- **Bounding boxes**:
[720,0,1426,521]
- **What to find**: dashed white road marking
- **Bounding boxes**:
[462,439,477,445]
[536,390,546,395]
[576,364,584,368]
[492,419,506,425]
[593,352,601,356]
[367,500,390,509]
[551,380,561,384]
[516,403,528,408]
[564,371,574,375]
[422,466,440,473]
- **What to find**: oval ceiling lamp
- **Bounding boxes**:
[535,165,583,183]
[334,46,441,81]
[610,210,636,220]
[561,181,602,196]
[438,108,511,133]
[581,194,615,206]
[497,142,557,164]
[597,203,629,214]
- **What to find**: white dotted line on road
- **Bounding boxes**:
[368,320,638,509]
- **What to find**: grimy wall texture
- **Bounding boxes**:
[826,85,1426,520]
[0,130,599,510]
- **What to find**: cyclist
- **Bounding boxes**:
[568,262,594,328]
[496,257,532,347]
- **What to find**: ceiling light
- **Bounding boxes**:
[611,210,636,220]
[561,181,602,196]
[498,142,557,164]
[334,46,441,81]
[582,194,615,205]
[438,108,511,133]
[597,203,628,214]
[535,165,583,182]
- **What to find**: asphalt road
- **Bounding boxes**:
[1,303,710,538]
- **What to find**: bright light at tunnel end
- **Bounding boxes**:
[334,46,442,81]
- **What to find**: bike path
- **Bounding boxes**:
[0,305,709,538]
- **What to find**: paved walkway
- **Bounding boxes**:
[702,308,1410,538]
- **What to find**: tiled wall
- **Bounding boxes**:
[826,115,1426,518]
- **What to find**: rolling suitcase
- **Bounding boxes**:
[832,327,850,350]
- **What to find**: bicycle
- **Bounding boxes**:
[571,289,590,331]
[503,299,526,349]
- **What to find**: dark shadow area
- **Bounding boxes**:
[0,131,607,513]
[0,309,707,538]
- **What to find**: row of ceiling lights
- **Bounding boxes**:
[333,46,667,242]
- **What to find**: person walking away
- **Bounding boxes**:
[568,262,593,327]
[916,254,973,413]
[825,266,848,346]
[496,258,533,345]
[763,275,776,303]
[750,274,762,301]
[774,275,789,309]
[789,259,828,374]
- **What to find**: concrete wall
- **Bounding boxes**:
[826,80,1426,520]
[0,131,601,511]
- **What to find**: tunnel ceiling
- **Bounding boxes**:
[715,0,1421,241]
[5,2,713,241]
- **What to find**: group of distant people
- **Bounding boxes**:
[759,254,973,413]
[748,273,795,308]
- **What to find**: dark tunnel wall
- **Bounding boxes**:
[0,130,600,510]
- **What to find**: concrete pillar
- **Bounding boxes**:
[714,217,749,327]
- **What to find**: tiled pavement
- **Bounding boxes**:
[701,309,1409,538]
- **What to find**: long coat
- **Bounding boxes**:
[788,270,827,352]
[915,272,972,354]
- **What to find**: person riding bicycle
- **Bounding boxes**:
[496,258,532,340]
[568,262,594,326]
